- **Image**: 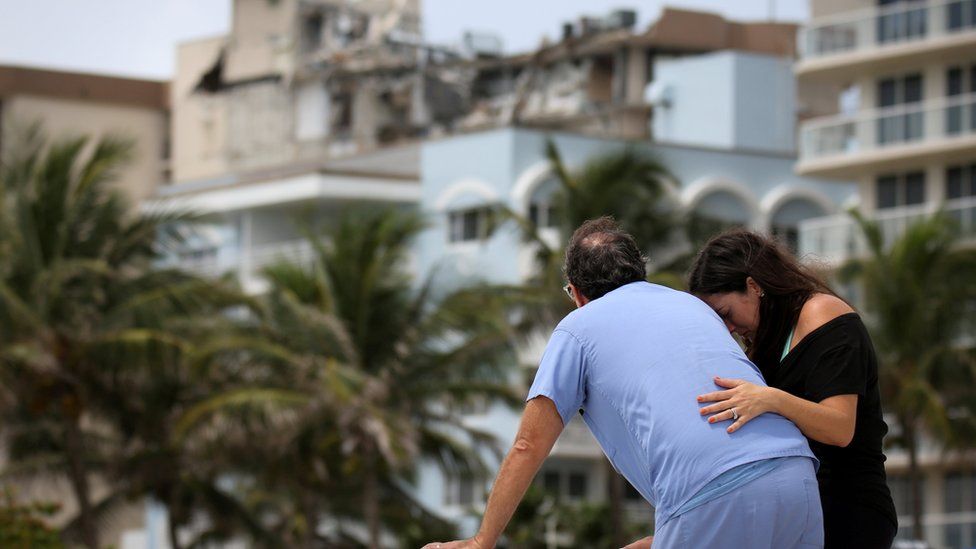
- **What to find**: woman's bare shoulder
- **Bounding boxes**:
[796,293,855,338]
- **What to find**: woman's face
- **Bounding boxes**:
[699,278,762,340]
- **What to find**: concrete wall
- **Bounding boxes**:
[810,0,874,19]
[4,94,166,204]
[732,53,796,152]
[651,51,796,154]
[171,36,230,183]
[224,0,297,82]
[226,80,295,171]
[651,53,735,150]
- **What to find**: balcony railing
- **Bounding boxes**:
[799,0,976,60]
[798,196,976,263]
[247,239,318,275]
[799,92,976,163]
[177,239,318,283]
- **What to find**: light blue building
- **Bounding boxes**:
[411,50,857,535]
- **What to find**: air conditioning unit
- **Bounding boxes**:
[606,9,637,29]
[462,31,503,58]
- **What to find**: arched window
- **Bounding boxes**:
[448,205,496,242]
[770,198,827,253]
[528,177,560,229]
[690,190,752,243]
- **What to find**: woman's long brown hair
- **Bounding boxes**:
[687,229,836,373]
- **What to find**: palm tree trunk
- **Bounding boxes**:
[300,490,319,549]
[364,447,381,548]
[906,422,924,542]
[606,459,625,547]
[64,419,98,549]
[168,509,185,549]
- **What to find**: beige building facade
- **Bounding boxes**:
[0,65,169,204]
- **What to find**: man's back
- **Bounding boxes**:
[527,281,815,525]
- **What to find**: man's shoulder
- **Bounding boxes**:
[557,282,699,331]
[588,282,703,316]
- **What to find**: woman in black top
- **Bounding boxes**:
[687,229,897,549]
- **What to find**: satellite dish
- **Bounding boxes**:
[645,81,672,108]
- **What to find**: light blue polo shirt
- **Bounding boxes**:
[527,281,816,526]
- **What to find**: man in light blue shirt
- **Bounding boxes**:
[423,218,823,549]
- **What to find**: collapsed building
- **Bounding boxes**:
[170,0,806,185]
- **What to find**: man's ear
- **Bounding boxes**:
[570,284,589,308]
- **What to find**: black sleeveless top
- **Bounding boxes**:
[760,313,897,526]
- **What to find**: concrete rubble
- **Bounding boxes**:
[172,0,802,184]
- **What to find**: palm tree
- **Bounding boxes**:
[506,137,685,317]
[0,126,246,548]
[0,486,63,548]
[840,210,976,540]
[540,140,680,248]
[177,207,519,547]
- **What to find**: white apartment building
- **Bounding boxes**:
[797,0,976,264]
[795,1,976,547]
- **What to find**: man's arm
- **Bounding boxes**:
[621,536,654,549]
[422,396,565,549]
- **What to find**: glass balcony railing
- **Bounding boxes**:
[800,0,976,60]
[798,196,976,263]
[177,238,317,282]
[799,92,976,163]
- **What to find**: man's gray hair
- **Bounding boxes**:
[564,216,647,300]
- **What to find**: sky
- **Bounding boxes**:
[0,0,809,80]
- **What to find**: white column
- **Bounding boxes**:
[240,210,254,285]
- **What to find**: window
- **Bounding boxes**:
[876,171,926,209]
[877,73,924,145]
[444,474,483,507]
[329,91,353,139]
[905,172,925,204]
[537,468,590,501]
[946,65,976,135]
[877,175,899,209]
[568,472,588,499]
[947,0,976,31]
[770,199,828,253]
[877,0,928,44]
[887,475,925,518]
[946,164,976,200]
[448,206,495,243]
[528,202,558,229]
[771,227,797,253]
[943,472,976,549]
[688,190,751,244]
[529,177,560,229]
[543,471,561,493]
[301,12,324,53]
